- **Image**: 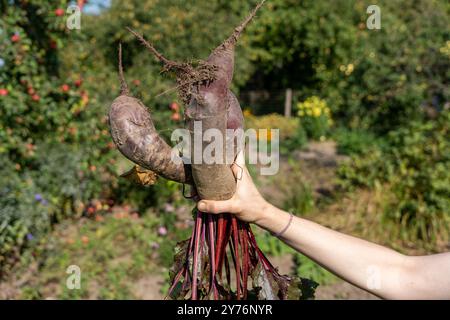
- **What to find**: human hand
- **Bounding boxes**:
[197,151,271,224]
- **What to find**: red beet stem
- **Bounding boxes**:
[231,217,241,299]
[167,210,288,300]
[239,222,249,299]
[207,214,219,299]
[191,211,203,300]
[247,228,275,272]
[224,247,231,298]
[215,214,227,272]
[167,267,184,298]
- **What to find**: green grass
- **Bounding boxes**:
[295,254,338,286]
[255,228,337,287]
[15,212,167,300]
[255,229,296,257]
[283,181,315,215]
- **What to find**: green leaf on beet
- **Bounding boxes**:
[251,262,318,300]
[169,239,190,279]
[287,276,318,300]
[252,263,280,300]
[168,280,184,300]
[168,239,190,299]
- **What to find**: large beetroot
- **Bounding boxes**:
[109,1,316,300]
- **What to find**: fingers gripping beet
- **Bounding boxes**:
[109,45,192,184]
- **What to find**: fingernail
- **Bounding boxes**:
[198,201,206,211]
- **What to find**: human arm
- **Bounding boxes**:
[197,153,450,300]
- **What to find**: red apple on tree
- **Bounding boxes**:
[49,40,57,49]
[171,112,181,121]
[11,34,20,43]
[170,102,180,112]
[78,0,86,11]
[61,84,70,92]
[0,89,8,96]
[74,79,83,87]
[55,8,65,17]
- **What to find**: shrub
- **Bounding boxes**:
[0,1,208,268]
[246,0,450,133]
[333,127,386,156]
[244,112,307,152]
[0,1,116,266]
[296,96,333,140]
[283,181,315,215]
[338,109,450,243]
[295,254,337,286]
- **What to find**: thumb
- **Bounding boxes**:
[197,200,233,214]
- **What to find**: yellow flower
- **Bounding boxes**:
[345,64,354,76]
[439,41,450,57]
[243,109,253,117]
[313,107,321,117]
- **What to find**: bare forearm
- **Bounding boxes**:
[197,157,450,299]
[256,204,409,299]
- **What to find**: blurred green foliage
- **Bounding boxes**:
[17,212,164,299]
[297,96,333,140]
[81,0,262,108]
[0,0,116,266]
[338,109,450,243]
[283,181,315,215]
[295,254,338,286]
[247,0,449,132]
[255,228,337,285]
[333,127,385,156]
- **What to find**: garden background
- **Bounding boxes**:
[0,0,449,299]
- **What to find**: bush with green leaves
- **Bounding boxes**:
[296,96,333,140]
[333,127,386,156]
[338,109,450,243]
[0,0,218,267]
[246,0,449,132]
[0,142,114,266]
[0,0,117,265]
